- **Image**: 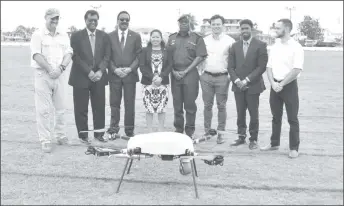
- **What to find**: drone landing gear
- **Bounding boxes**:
[116,158,130,193]
[190,159,199,198]
[127,159,134,174]
[116,157,200,199]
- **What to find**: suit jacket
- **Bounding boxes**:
[228,37,268,94]
[139,46,172,85]
[108,29,142,83]
[69,29,111,88]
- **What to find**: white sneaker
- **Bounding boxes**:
[41,141,52,153]
[260,144,279,151]
[289,150,299,158]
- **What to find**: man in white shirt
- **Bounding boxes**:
[30,8,73,153]
[260,19,304,159]
[199,15,235,144]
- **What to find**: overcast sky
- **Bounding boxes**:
[1,1,343,34]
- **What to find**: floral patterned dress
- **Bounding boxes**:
[142,49,169,113]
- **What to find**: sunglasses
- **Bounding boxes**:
[119,18,130,22]
[51,16,60,21]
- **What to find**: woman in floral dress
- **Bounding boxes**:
[139,29,172,132]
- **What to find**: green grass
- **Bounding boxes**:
[1,46,343,205]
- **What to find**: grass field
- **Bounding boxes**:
[1,45,343,205]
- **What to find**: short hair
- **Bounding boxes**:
[239,19,254,28]
[278,18,293,31]
[209,14,225,24]
[84,10,99,21]
[117,11,130,20]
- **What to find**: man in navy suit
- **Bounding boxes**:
[107,11,142,137]
[69,10,111,144]
[228,19,268,149]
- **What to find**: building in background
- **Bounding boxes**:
[200,18,274,45]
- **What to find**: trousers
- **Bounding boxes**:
[200,72,230,133]
[34,69,67,143]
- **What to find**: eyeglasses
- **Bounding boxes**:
[119,18,130,22]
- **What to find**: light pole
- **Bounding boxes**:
[91,4,102,11]
[285,6,296,21]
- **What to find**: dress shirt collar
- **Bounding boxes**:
[243,36,252,45]
[43,26,62,36]
[118,28,128,37]
[86,28,96,37]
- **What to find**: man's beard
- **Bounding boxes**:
[276,30,285,38]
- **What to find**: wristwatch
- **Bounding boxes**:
[60,65,66,71]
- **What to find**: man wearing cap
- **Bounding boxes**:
[167,14,207,138]
[30,8,73,153]
[69,10,111,144]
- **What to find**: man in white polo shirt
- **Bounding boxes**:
[30,8,73,153]
[260,19,304,158]
[199,15,235,144]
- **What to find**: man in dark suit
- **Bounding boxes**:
[228,19,268,149]
[69,10,111,144]
[107,11,142,137]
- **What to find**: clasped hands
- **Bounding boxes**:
[152,74,162,87]
[47,65,65,79]
[235,79,249,91]
[88,70,103,82]
[114,67,132,78]
[272,81,284,93]
[172,70,187,80]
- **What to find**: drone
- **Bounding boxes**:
[80,129,224,199]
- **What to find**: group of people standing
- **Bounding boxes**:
[30,8,304,159]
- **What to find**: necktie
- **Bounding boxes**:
[243,41,248,57]
[90,33,95,56]
[120,31,125,51]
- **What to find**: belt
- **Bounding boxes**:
[274,78,283,83]
[204,71,228,77]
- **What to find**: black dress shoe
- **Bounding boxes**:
[94,135,107,142]
[230,137,246,146]
[126,133,135,138]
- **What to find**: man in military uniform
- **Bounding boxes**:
[167,14,208,138]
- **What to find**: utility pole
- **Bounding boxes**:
[285,6,296,21]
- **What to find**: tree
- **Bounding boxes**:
[69,26,79,33]
[187,13,198,31]
[14,25,27,37]
[270,22,276,30]
[298,15,324,41]
[101,27,106,32]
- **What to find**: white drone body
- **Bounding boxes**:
[127,132,195,155]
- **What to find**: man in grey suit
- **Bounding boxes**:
[228,19,268,149]
[107,11,142,137]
